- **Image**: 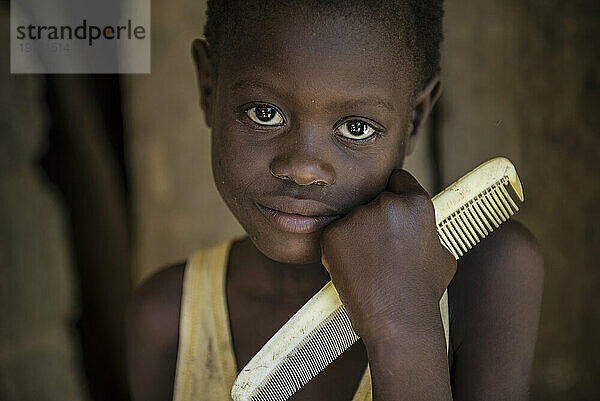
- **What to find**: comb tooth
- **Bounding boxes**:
[487,187,506,220]
[457,210,479,244]
[440,230,459,259]
[490,186,510,220]
[494,186,514,216]
[457,210,478,245]
[446,221,468,252]
[460,206,481,239]
[472,197,494,232]
[327,325,341,354]
[483,190,504,225]
[446,219,467,252]
[298,352,310,384]
[491,188,510,221]
[478,195,501,228]
[249,309,362,401]
[281,369,294,395]
[449,225,465,256]
[438,231,459,259]
[441,225,463,257]
[475,199,494,234]
[451,214,472,247]
[450,216,473,249]
[464,203,488,237]
[499,183,519,212]
[271,371,286,399]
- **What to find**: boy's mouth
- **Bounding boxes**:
[255,197,342,234]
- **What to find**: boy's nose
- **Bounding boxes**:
[269,154,336,187]
[269,159,336,186]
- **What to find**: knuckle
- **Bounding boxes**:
[374,191,394,205]
[409,193,435,221]
[374,192,401,213]
[410,191,433,208]
[372,192,404,227]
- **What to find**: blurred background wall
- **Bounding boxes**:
[1,0,599,400]
[440,2,600,399]
[2,0,131,399]
[0,7,90,400]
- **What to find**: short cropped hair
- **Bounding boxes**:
[204,0,443,88]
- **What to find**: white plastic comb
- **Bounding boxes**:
[231,157,524,401]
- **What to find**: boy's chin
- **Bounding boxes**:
[251,234,323,265]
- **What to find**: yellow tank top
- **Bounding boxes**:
[172,239,450,401]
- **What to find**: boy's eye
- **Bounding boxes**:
[334,120,380,141]
[245,104,285,126]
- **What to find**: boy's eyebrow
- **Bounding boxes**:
[325,98,395,113]
[230,79,395,113]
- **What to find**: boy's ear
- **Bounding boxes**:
[404,75,443,157]
[191,38,216,127]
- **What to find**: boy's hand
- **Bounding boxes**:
[319,169,457,347]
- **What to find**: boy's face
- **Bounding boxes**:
[195,5,436,264]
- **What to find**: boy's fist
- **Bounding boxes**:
[319,169,456,345]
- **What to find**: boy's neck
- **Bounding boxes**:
[229,236,331,304]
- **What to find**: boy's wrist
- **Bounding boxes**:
[362,319,445,361]
[365,330,452,400]
[363,320,452,401]
[358,296,443,349]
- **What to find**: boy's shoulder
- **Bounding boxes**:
[449,218,544,315]
[453,218,543,284]
[457,218,542,267]
[126,262,186,401]
[448,219,544,380]
[128,261,186,340]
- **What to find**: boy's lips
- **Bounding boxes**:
[255,197,342,234]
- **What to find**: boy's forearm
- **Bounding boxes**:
[364,318,452,401]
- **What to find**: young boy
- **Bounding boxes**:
[127,1,544,400]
